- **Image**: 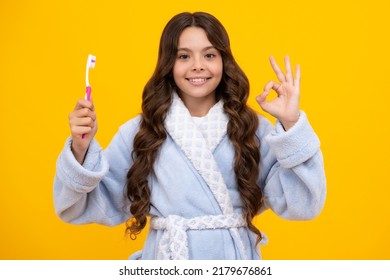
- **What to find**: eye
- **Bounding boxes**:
[205,53,216,59]
[178,54,189,60]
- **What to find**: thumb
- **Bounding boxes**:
[256,91,269,107]
[256,92,275,115]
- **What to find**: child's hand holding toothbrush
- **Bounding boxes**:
[68,98,98,164]
[68,54,97,164]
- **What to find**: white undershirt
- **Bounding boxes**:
[192,116,205,126]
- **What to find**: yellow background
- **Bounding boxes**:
[1,0,389,259]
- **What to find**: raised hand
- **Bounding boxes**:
[256,56,301,131]
[68,98,98,164]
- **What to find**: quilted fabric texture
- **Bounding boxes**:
[160,93,249,259]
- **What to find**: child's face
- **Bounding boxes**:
[173,27,223,106]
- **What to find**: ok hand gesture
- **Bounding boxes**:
[256,56,301,131]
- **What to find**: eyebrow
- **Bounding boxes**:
[177,46,216,52]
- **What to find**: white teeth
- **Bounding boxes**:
[189,78,207,83]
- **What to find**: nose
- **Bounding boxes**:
[192,65,204,71]
[192,57,204,71]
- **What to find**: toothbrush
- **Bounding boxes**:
[82,54,96,139]
[85,54,96,101]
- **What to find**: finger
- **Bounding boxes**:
[74,98,95,111]
[69,116,96,133]
[284,55,293,83]
[71,125,93,137]
[69,111,96,131]
[269,56,286,83]
[256,91,269,105]
[294,64,301,88]
[73,116,96,127]
[256,92,273,113]
[264,80,283,95]
[72,107,96,119]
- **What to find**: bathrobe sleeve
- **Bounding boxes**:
[258,111,326,220]
[53,117,141,226]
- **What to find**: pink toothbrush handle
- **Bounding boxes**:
[82,86,92,139]
[85,86,92,101]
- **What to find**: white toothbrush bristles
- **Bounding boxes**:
[86,54,96,87]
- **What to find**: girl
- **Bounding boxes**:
[54,12,326,260]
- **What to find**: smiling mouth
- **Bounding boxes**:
[186,77,211,85]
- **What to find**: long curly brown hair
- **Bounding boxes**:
[126,12,263,244]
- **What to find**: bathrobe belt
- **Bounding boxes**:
[150,213,246,260]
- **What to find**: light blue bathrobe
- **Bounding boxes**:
[54,96,326,260]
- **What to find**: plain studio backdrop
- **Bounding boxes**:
[0,0,389,259]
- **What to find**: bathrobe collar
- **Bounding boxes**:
[164,92,233,214]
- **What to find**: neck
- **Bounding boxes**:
[178,93,217,117]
